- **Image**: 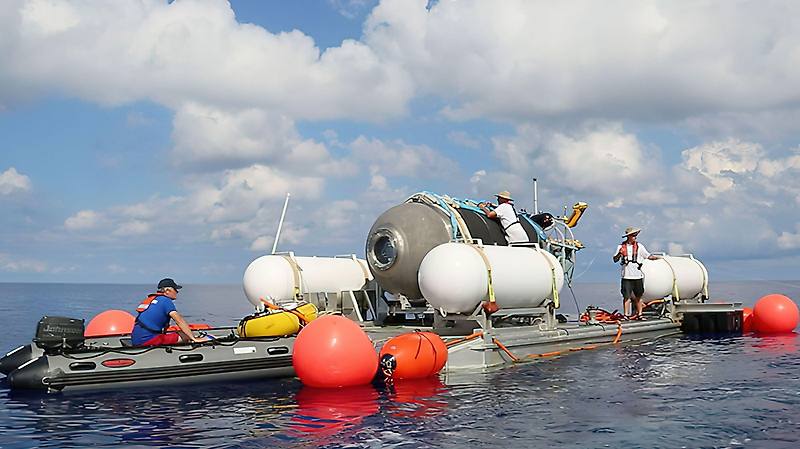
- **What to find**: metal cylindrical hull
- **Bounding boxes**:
[642,256,708,300]
[243,255,371,309]
[366,203,453,300]
[418,243,564,313]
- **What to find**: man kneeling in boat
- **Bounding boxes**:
[131,278,211,346]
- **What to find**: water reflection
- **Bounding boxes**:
[751,333,798,354]
[289,384,380,439]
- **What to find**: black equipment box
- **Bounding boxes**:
[34,316,85,350]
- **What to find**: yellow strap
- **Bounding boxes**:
[537,247,560,309]
[468,244,496,306]
[660,256,680,301]
[280,254,303,301]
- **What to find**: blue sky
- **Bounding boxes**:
[2,0,800,285]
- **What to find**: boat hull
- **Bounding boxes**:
[5,330,296,392]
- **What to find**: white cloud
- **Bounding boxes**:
[64,209,102,230]
[447,131,481,150]
[0,252,47,273]
[493,123,664,201]
[249,235,274,252]
[327,0,377,19]
[112,220,151,237]
[170,103,357,175]
[20,0,80,37]
[202,164,324,223]
[350,136,456,178]
[2,0,413,120]
[364,0,800,125]
[0,167,32,195]
[681,139,764,198]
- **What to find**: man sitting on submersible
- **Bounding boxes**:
[131,278,212,346]
[613,227,659,319]
[478,190,529,244]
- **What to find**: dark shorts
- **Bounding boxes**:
[621,278,645,300]
[140,332,181,346]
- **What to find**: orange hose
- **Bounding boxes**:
[612,323,623,344]
[492,338,520,362]
[445,331,483,348]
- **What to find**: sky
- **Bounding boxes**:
[1,0,800,285]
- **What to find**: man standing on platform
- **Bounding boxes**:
[613,227,658,319]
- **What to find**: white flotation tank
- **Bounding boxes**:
[243,254,372,310]
[418,242,564,314]
[641,255,708,301]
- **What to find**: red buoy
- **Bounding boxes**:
[753,294,800,334]
[85,310,135,337]
[379,331,448,380]
[293,315,378,388]
[742,307,754,333]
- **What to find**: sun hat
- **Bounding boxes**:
[495,191,513,201]
[622,227,641,237]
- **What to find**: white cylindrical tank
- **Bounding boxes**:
[641,255,708,301]
[243,255,372,309]
[418,243,564,314]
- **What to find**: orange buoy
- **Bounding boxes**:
[289,384,379,437]
[293,315,378,388]
[753,294,800,334]
[85,310,135,337]
[378,331,448,380]
[742,307,754,333]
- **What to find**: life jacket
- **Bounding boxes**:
[136,293,164,313]
[135,293,168,334]
[619,242,642,269]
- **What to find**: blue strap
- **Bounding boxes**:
[520,214,547,242]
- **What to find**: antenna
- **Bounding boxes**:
[272,193,291,254]
[533,177,539,214]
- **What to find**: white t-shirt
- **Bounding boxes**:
[494,202,528,243]
[615,242,650,279]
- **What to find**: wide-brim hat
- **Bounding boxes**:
[495,190,513,201]
[622,227,641,237]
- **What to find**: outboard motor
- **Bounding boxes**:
[33,316,85,353]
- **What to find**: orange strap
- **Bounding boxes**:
[445,331,483,348]
[260,298,311,325]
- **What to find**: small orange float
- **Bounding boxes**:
[379,331,448,380]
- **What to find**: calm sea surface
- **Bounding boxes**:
[1,281,799,448]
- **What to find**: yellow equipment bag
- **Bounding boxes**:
[237,303,318,338]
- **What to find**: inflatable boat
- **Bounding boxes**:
[0,303,324,393]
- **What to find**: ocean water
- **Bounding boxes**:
[0,281,798,449]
